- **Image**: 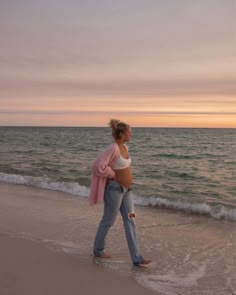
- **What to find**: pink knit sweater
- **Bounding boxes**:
[89,143,120,205]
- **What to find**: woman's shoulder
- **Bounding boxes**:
[96,142,119,162]
[106,142,119,153]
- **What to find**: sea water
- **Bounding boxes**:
[0,127,235,295]
[0,183,235,295]
[0,127,235,220]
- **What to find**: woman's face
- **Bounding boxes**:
[122,128,131,142]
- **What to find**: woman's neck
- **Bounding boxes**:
[115,140,125,146]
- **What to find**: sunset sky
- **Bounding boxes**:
[0,0,235,127]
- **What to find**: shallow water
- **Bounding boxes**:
[0,127,235,221]
[0,183,235,295]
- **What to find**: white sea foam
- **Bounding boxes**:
[1,172,235,221]
[135,264,207,295]
[0,172,89,198]
[133,193,236,221]
[42,239,83,255]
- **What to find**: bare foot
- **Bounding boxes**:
[137,259,152,267]
[97,253,112,259]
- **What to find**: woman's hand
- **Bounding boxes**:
[110,172,116,181]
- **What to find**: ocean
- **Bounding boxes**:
[0,127,235,220]
[0,127,235,295]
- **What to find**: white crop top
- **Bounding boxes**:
[112,155,132,170]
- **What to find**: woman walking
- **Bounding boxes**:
[89,119,151,266]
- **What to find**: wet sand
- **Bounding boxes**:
[0,182,235,295]
[0,235,157,295]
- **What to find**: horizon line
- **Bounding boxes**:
[0,125,235,129]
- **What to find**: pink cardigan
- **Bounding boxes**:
[89,143,121,205]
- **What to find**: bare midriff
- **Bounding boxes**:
[114,167,132,189]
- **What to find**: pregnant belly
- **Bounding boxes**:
[114,167,132,189]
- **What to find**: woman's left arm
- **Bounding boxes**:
[92,144,119,178]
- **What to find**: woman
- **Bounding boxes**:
[89,119,151,266]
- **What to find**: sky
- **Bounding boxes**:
[0,0,235,127]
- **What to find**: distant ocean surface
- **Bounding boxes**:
[0,126,235,221]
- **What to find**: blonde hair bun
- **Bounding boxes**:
[108,119,130,140]
[109,119,120,129]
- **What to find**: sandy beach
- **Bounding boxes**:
[0,183,157,295]
[0,234,156,295]
[0,182,235,295]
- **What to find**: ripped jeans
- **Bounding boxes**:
[93,180,144,265]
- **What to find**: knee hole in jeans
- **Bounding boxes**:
[128,212,135,219]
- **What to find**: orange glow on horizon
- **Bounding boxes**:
[1,95,235,128]
[1,111,235,128]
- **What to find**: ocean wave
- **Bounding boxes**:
[155,153,195,159]
[155,153,208,160]
[0,172,235,222]
[0,172,89,197]
[133,194,236,222]
[155,153,219,160]
[164,170,197,180]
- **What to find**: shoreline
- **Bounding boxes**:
[0,174,235,222]
[1,182,235,295]
[0,235,156,295]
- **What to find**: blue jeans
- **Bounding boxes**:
[93,180,144,265]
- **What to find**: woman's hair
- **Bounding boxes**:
[108,119,130,140]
